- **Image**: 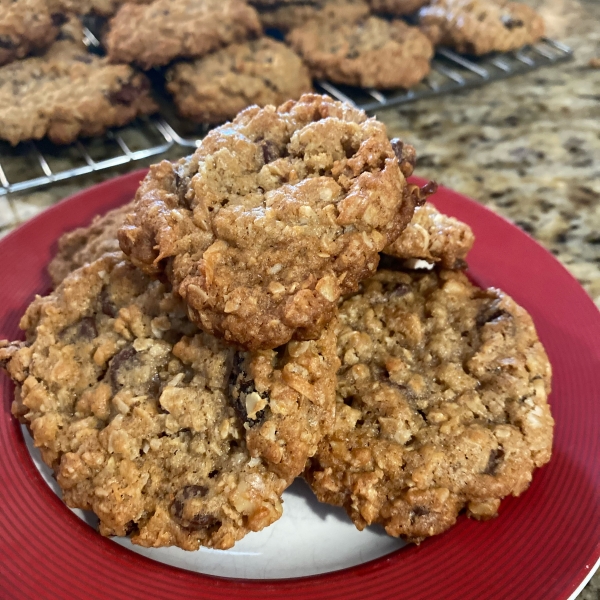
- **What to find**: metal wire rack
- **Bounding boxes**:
[0,36,572,196]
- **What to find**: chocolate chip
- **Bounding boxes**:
[390,283,411,298]
[420,181,438,196]
[0,35,16,50]
[410,505,430,524]
[78,317,97,339]
[108,346,137,392]
[148,373,162,398]
[390,138,417,178]
[451,258,468,270]
[170,486,220,531]
[483,448,505,475]
[476,299,508,326]
[109,82,144,106]
[73,54,93,64]
[261,140,280,164]
[181,484,209,499]
[51,13,68,26]
[228,353,267,426]
[412,505,429,517]
[100,286,117,317]
[501,15,524,30]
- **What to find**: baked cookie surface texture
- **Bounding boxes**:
[166,38,312,124]
[0,33,157,145]
[0,253,339,550]
[307,268,553,542]
[106,0,262,69]
[418,0,545,55]
[287,14,433,89]
[118,94,423,350]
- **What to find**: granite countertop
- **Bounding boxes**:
[0,0,598,595]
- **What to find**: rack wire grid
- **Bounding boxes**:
[0,35,572,197]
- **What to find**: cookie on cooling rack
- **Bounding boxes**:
[0,0,69,66]
[287,14,434,89]
[257,0,369,33]
[418,0,545,55]
[118,94,431,350]
[0,252,339,550]
[105,0,262,69]
[166,38,312,124]
[0,21,157,146]
[306,268,553,542]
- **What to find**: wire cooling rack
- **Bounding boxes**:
[0,37,572,196]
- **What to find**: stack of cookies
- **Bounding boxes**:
[0,94,554,552]
[0,0,546,145]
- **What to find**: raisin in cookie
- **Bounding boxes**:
[118,94,428,350]
[0,252,338,550]
[306,268,553,542]
[384,202,474,269]
[418,0,545,56]
[0,36,157,145]
[105,0,262,69]
[287,15,433,89]
[48,203,131,286]
[258,0,369,33]
[0,0,68,66]
[166,38,312,125]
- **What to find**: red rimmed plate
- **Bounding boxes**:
[1,171,598,600]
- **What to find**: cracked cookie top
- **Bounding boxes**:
[306,268,553,543]
[118,93,421,350]
[0,253,339,550]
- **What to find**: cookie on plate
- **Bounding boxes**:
[383,202,475,269]
[0,28,157,145]
[0,252,339,550]
[118,94,431,350]
[166,38,312,124]
[105,0,262,69]
[287,14,434,89]
[306,268,553,542]
[258,0,369,33]
[418,0,545,55]
[48,203,130,286]
[0,0,68,66]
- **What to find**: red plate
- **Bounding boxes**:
[1,171,598,600]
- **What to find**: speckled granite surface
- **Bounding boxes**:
[0,0,598,594]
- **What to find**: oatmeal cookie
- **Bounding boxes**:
[383,202,474,269]
[258,0,369,33]
[306,268,553,542]
[418,0,545,56]
[0,0,68,66]
[0,253,339,550]
[287,15,433,89]
[0,37,157,145]
[118,94,429,350]
[368,0,429,17]
[166,38,312,124]
[105,0,262,70]
[48,202,131,286]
